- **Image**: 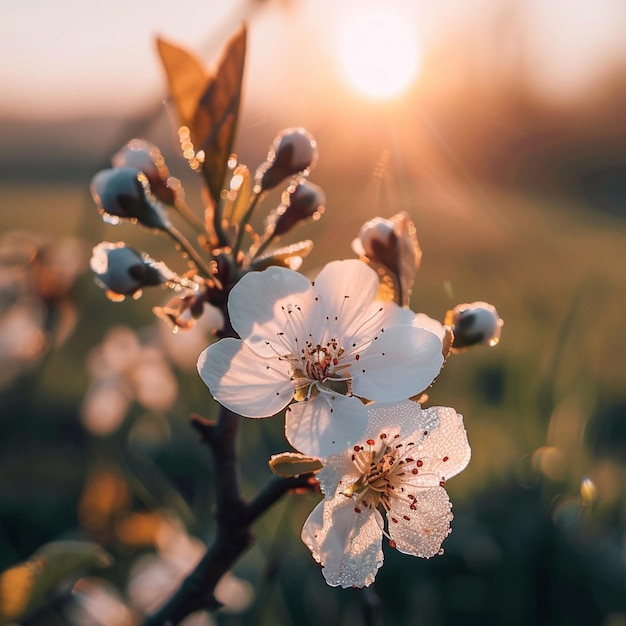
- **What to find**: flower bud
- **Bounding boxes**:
[90,242,173,299]
[353,217,396,267]
[91,167,171,231]
[112,139,177,205]
[351,212,421,307]
[446,301,503,349]
[272,181,326,237]
[256,128,318,191]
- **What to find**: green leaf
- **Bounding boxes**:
[269,452,323,478]
[0,541,112,624]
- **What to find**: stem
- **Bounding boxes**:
[232,190,263,259]
[142,409,316,626]
[174,197,206,232]
[249,227,277,262]
[166,224,214,279]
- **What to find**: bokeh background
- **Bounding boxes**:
[1,0,625,624]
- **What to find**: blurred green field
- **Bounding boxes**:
[1,164,624,625]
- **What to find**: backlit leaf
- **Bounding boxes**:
[156,38,211,127]
[193,26,247,210]
[250,240,314,271]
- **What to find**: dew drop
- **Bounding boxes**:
[102,214,121,226]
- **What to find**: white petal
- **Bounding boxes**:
[351,326,443,401]
[228,266,312,357]
[412,313,445,340]
[309,260,379,342]
[285,393,368,457]
[388,486,453,558]
[413,406,471,483]
[379,301,416,326]
[197,338,293,417]
[316,452,361,497]
[363,400,439,441]
[301,497,384,588]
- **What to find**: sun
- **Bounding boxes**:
[337,8,420,99]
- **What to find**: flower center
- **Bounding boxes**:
[290,338,351,401]
[303,340,343,381]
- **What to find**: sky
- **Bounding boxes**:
[1,0,625,119]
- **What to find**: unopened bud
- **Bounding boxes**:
[353,217,396,268]
[112,139,176,205]
[272,181,326,237]
[90,242,173,299]
[352,212,421,307]
[256,128,318,191]
[91,167,171,231]
[446,301,503,349]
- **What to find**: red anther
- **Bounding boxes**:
[443,456,449,462]
[416,460,423,467]
[366,439,375,446]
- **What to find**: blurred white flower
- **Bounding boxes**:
[69,577,137,626]
[301,400,471,588]
[127,516,253,618]
[81,327,178,435]
[198,259,444,457]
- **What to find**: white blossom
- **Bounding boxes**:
[198,260,444,457]
[301,400,471,588]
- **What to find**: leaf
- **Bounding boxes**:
[269,452,323,478]
[0,541,111,623]
[156,38,211,127]
[250,240,314,271]
[156,27,247,213]
[193,26,247,209]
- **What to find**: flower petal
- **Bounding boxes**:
[388,486,453,558]
[412,313,445,340]
[228,266,312,357]
[301,497,384,588]
[363,400,440,441]
[309,260,379,341]
[316,451,361,497]
[197,338,293,417]
[351,326,443,401]
[285,393,368,457]
[411,406,471,484]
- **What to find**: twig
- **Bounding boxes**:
[143,408,317,625]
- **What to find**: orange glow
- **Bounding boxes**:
[336,9,420,99]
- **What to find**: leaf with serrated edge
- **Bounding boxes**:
[269,452,323,478]
[193,26,246,210]
[156,38,211,127]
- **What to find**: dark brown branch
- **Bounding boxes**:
[143,408,317,626]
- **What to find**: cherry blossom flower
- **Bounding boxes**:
[301,400,471,588]
[197,260,444,457]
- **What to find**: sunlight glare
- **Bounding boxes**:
[337,9,420,99]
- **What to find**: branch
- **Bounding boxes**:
[143,408,317,625]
